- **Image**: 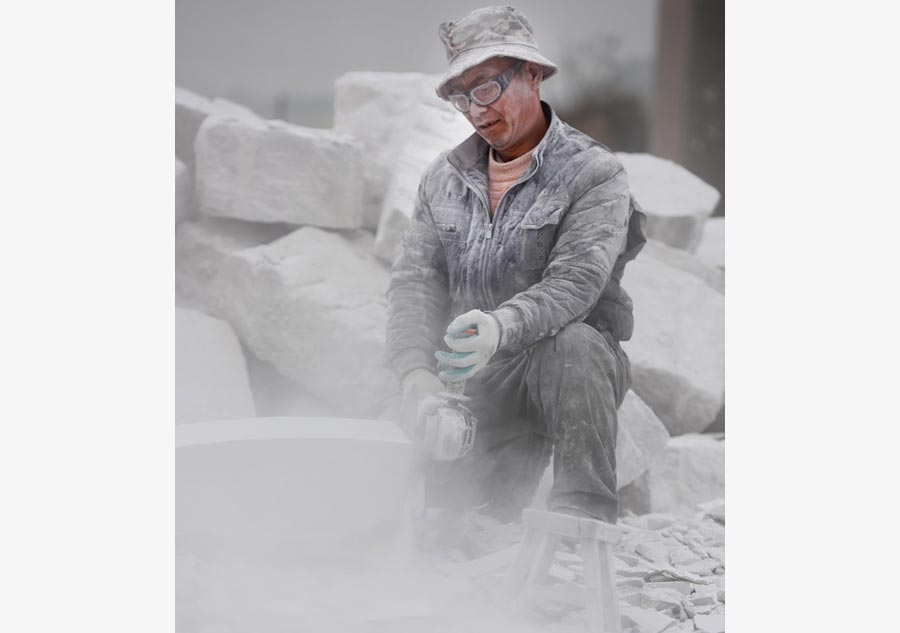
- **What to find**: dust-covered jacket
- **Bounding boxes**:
[384,101,647,382]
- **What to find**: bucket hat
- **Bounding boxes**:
[436,6,559,100]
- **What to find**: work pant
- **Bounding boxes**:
[426,322,631,524]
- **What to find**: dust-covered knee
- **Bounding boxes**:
[538,322,618,375]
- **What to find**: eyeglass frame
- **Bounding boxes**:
[446,59,525,113]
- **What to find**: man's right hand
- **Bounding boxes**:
[401,368,445,403]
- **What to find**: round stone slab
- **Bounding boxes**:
[176,417,413,558]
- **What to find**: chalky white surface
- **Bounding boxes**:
[175,307,255,424]
[175,85,262,169]
[622,255,725,435]
[620,434,726,514]
[618,153,720,252]
[195,116,365,227]
[335,71,471,229]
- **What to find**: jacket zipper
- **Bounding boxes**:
[450,155,543,309]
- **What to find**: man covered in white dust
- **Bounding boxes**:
[384,6,646,524]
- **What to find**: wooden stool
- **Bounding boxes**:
[504,508,623,633]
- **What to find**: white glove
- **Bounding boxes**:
[401,368,445,402]
[434,309,502,382]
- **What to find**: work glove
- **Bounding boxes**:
[400,368,445,402]
[434,309,502,383]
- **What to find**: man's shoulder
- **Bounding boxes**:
[551,121,625,182]
[418,148,463,198]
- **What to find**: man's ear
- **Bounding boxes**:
[524,62,543,89]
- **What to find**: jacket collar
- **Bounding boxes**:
[447,100,562,174]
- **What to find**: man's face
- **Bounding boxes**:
[447,57,540,152]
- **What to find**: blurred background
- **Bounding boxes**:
[176,0,724,215]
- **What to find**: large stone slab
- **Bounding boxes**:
[188,227,398,416]
[175,86,262,169]
[334,72,472,229]
[617,390,671,488]
[373,102,474,263]
[619,434,725,515]
[195,116,365,227]
[696,217,725,269]
[175,307,256,424]
[642,238,724,294]
[175,158,195,226]
[618,153,720,252]
[622,255,725,435]
[175,417,413,557]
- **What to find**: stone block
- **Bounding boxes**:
[175,86,262,169]
[373,103,474,263]
[175,307,255,424]
[175,217,293,307]
[622,255,725,435]
[175,417,413,557]
[618,153,720,252]
[696,217,725,269]
[334,72,471,229]
[694,612,726,633]
[185,226,398,416]
[620,605,677,633]
[642,238,724,294]
[175,158,195,225]
[194,116,365,227]
[619,434,725,515]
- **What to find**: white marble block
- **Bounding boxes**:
[175,307,256,424]
[622,255,725,435]
[618,153,720,252]
[195,116,365,227]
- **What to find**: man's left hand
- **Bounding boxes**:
[434,309,501,382]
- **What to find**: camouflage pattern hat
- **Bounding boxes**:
[436,6,559,100]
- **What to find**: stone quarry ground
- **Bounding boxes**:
[176,500,725,633]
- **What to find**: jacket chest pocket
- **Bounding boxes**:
[519,204,564,270]
[435,221,469,243]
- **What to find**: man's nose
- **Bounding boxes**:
[469,101,490,118]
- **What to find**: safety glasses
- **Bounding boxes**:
[447,60,524,113]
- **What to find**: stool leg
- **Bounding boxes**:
[597,542,621,633]
[527,534,560,585]
[580,538,606,633]
[503,527,541,602]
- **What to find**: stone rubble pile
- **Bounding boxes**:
[419,500,725,633]
[580,504,725,633]
[174,78,725,586]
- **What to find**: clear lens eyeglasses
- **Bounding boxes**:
[448,60,524,113]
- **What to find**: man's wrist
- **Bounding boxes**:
[487,306,520,351]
